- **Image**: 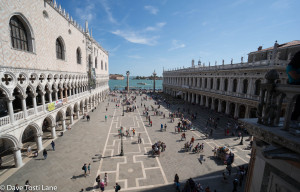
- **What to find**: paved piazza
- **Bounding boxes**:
[1,93,250,192]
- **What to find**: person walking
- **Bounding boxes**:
[43,149,47,160]
[87,114,90,121]
[100,179,105,192]
[138,133,142,143]
[27,145,32,157]
[105,115,107,122]
[24,180,31,191]
[88,163,91,175]
[82,163,87,177]
[104,172,108,186]
[96,175,101,188]
[51,141,55,151]
[114,183,121,192]
[132,128,135,136]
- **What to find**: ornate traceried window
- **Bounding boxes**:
[105,62,107,71]
[95,57,98,68]
[10,16,29,51]
[56,38,64,60]
[76,48,81,64]
[101,61,103,70]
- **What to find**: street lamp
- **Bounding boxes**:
[152,70,157,93]
[120,127,124,156]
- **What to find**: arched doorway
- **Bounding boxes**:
[0,136,19,168]
[42,116,56,139]
[214,99,219,111]
[21,124,43,155]
[56,110,65,132]
[239,105,246,118]
[229,103,235,117]
[66,106,73,126]
[221,101,226,113]
[249,108,257,118]
[208,97,212,109]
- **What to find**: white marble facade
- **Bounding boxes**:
[0,0,109,167]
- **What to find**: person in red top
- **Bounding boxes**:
[190,136,195,144]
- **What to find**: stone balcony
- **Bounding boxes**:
[240,69,300,156]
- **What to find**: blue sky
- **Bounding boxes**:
[58,0,299,76]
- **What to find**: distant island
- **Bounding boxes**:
[109,74,124,80]
[134,75,162,80]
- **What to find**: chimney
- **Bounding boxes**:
[258,46,262,51]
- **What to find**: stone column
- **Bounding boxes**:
[205,97,209,107]
[237,78,242,93]
[13,147,23,168]
[70,113,74,124]
[51,126,56,139]
[62,119,66,131]
[245,105,250,118]
[283,96,295,131]
[200,95,204,106]
[32,94,38,114]
[220,77,224,91]
[234,103,239,118]
[7,98,15,124]
[55,91,58,101]
[77,111,80,119]
[60,90,63,99]
[228,79,233,93]
[218,100,222,112]
[41,92,46,112]
[195,94,199,104]
[187,93,191,102]
[21,96,28,118]
[48,91,53,103]
[65,89,68,98]
[247,78,254,96]
[211,98,215,110]
[225,101,230,114]
[82,107,85,115]
[36,133,43,151]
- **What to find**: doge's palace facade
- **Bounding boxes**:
[0,0,109,168]
[163,40,300,119]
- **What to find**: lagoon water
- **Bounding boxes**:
[109,77,162,90]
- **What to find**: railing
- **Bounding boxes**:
[37,105,44,113]
[14,111,24,121]
[27,108,35,116]
[0,116,10,126]
[257,69,300,131]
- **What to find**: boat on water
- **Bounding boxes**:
[137,82,147,85]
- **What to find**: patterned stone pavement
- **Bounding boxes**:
[1,93,250,192]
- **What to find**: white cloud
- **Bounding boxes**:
[100,0,118,24]
[75,3,95,22]
[112,30,158,46]
[168,40,185,51]
[144,5,159,15]
[145,22,166,31]
[128,55,143,59]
